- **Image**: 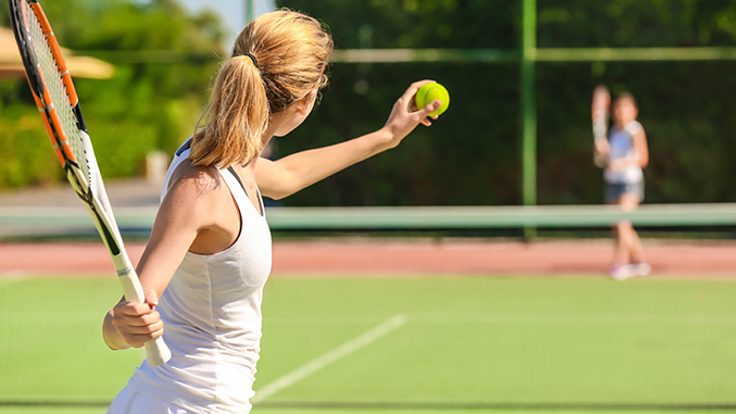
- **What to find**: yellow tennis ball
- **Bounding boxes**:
[415,82,450,117]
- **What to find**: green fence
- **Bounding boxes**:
[1,204,735,238]
[311,0,736,208]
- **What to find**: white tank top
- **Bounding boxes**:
[126,139,272,413]
[604,120,644,184]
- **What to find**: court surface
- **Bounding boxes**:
[2,238,736,277]
[1,274,735,414]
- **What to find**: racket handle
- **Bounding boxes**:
[145,337,172,366]
[116,262,172,366]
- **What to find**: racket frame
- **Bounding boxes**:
[592,84,611,168]
[9,0,171,366]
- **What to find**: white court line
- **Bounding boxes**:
[265,313,736,326]
[0,277,27,287]
[252,314,408,404]
[410,313,736,326]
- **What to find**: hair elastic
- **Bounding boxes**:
[243,52,258,68]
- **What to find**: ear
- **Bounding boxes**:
[293,90,317,115]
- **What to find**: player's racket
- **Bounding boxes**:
[591,84,610,167]
[9,0,171,365]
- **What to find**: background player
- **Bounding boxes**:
[594,91,651,280]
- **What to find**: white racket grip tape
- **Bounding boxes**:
[116,262,172,366]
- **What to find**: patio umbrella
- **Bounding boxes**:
[0,26,114,79]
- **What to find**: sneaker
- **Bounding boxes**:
[631,262,652,277]
[610,264,635,281]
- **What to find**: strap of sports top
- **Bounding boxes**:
[176,138,193,156]
[226,167,265,217]
[227,166,247,193]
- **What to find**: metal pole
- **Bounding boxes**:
[245,0,255,23]
[520,0,537,237]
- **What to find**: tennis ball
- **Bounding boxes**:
[415,82,450,117]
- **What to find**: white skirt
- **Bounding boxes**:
[107,386,194,414]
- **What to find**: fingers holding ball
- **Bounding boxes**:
[415,82,450,118]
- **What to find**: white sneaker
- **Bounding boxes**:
[631,262,652,277]
[610,265,635,281]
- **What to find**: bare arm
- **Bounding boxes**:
[257,128,392,200]
[257,80,441,200]
[632,128,649,168]
[102,167,220,350]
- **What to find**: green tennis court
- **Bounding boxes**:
[1,275,735,414]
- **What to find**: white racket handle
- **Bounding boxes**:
[117,261,172,366]
[144,336,172,366]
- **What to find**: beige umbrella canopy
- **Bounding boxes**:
[0,26,114,79]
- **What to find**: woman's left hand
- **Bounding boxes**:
[380,80,442,148]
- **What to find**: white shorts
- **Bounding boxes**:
[107,387,193,414]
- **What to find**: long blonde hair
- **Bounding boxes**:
[190,10,333,168]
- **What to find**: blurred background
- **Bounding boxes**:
[1,1,736,413]
[0,0,735,206]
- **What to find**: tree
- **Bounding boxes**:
[0,0,225,187]
[271,0,736,205]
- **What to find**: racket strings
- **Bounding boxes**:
[23,0,91,185]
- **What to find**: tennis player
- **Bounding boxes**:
[103,10,441,413]
[593,92,651,280]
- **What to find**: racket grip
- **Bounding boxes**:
[116,263,172,366]
[145,336,172,366]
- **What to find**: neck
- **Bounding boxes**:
[239,123,277,174]
[261,119,279,146]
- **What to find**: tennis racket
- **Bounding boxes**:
[591,84,610,167]
[9,0,171,366]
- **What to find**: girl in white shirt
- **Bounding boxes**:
[594,92,651,280]
[103,10,442,413]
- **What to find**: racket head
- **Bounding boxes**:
[9,0,95,195]
[592,84,611,140]
[591,85,611,125]
[591,84,611,167]
[10,0,119,250]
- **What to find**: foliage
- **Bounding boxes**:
[274,0,736,205]
[0,0,222,188]
[0,106,61,187]
[2,0,735,205]
[281,0,517,49]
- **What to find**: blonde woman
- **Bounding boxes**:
[103,10,441,413]
[594,92,651,280]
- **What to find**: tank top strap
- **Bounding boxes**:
[161,138,193,201]
[219,167,264,219]
[226,166,265,217]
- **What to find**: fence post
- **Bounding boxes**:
[520,0,537,238]
[245,0,255,23]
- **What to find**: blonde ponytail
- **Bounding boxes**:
[191,9,333,168]
[190,55,268,168]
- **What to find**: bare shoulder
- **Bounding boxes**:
[160,160,229,222]
[631,121,648,143]
[626,120,646,136]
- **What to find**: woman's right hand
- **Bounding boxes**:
[380,80,442,149]
[109,289,164,349]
